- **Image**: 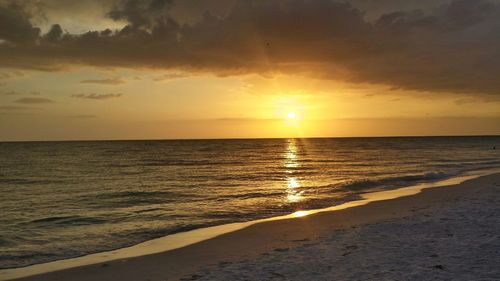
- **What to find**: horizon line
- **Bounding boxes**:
[1,134,499,143]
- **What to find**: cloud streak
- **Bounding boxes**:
[80,78,125,85]
[0,105,40,110]
[72,93,122,100]
[152,73,188,81]
[14,97,54,104]
[0,0,500,97]
[68,114,98,118]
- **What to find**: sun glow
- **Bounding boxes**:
[292,210,310,218]
[285,110,300,129]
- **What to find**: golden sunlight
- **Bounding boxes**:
[1,2,499,281]
[292,210,310,218]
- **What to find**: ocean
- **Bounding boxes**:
[0,136,499,269]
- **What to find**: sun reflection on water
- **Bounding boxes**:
[288,177,299,188]
[292,210,310,217]
[284,139,304,203]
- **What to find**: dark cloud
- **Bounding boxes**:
[72,93,122,100]
[0,2,40,44]
[42,24,63,43]
[80,78,125,85]
[348,0,454,20]
[0,0,500,97]
[108,0,174,28]
[15,97,54,104]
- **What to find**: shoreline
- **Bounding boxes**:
[2,168,500,281]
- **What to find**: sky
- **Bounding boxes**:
[0,0,499,141]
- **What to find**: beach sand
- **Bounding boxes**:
[8,173,500,281]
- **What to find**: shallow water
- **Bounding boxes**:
[0,136,499,268]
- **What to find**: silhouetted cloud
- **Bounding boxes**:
[1,0,500,97]
[108,0,174,28]
[0,3,40,44]
[72,93,122,100]
[80,78,125,85]
[14,97,54,104]
[42,24,63,43]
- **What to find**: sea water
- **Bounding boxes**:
[0,136,499,268]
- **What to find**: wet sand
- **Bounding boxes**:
[5,173,500,281]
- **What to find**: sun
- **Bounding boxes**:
[287,112,296,119]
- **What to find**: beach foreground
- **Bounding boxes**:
[8,173,500,281]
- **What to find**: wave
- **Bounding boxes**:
[337,171,454,192]
[0,178,64,185]
[29,215,106,226]
[211,191,285,201]
[0,251,65,269]
[0,237,14,247]
[141,160,246,167]
[75,190,210,208]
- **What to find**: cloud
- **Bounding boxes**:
[0,70,24,80]
[454,96,500,105]
[1,90,21,95]
[72,93,122,100]
[108,0,174,28]
[80,78,125,85]
[43,24,63,43]
[152,73,188,81]
[0,3,40,44]
[0,73,10,80]
[0,0,500,97]
[1,90,39,96]
[14,97,55,104]
[0,105,40,110]
[215,117,280,122]
[68,114,98,118]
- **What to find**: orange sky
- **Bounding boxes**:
[0,0,499,140]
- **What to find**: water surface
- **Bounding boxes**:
[0,136,499,268]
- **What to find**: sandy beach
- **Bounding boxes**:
[5,172,500,281]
